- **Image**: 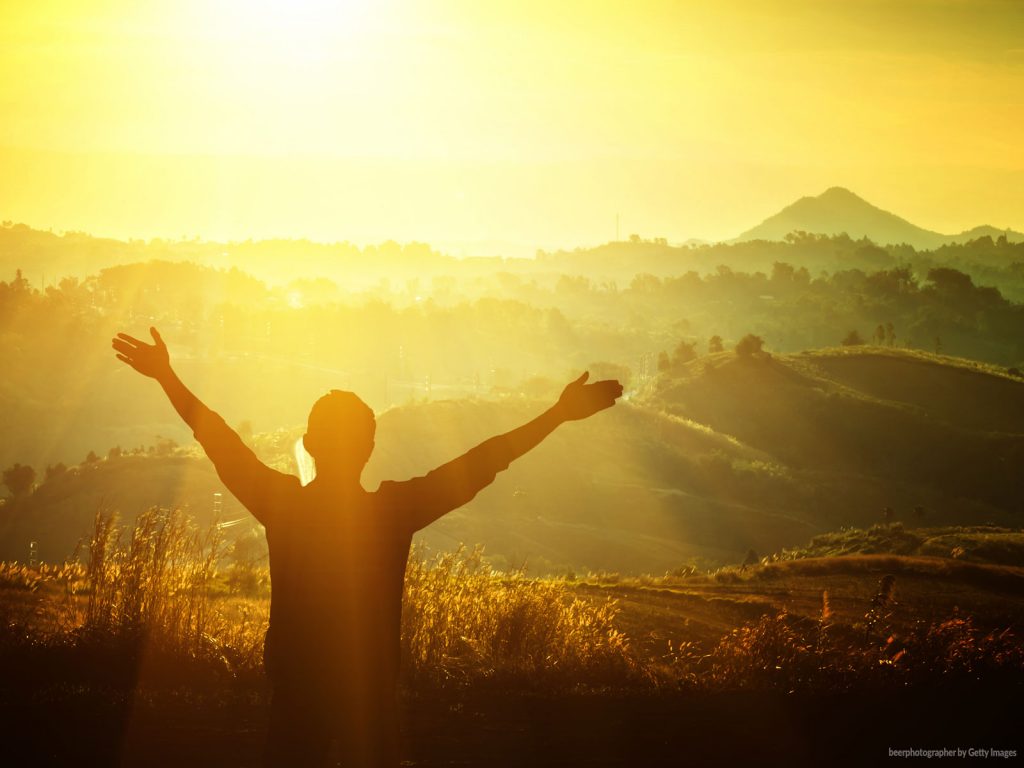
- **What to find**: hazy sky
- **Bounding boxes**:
[2,0,1022,255]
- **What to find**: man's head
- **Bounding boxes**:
[302,390,376,478]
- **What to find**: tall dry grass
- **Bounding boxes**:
[402,546,638,687]
[7,511,642,691]
[46,509,268,686]
[84,508,222,648]
[2,509,1022,696]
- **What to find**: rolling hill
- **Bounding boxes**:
[643,347,1024,525]
[737,187,1024,249]
[4,348,1022,575]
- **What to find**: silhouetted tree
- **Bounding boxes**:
[882,506,895,523]
[885,322,896,346]
[629,273,661,293]
[770,262,795,283]
[11,268,30,293]
[2,463,35,498]
[927,267,975,297]
[873,324,886,345]
[735,334,765,357]
[708,335,724,354]
[44,463,67,482]
[841,330,865,346]
[154,438,178,457]
[672,340,698,366]
[657,351,671,372]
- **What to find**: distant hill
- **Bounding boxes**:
[737,187,1024,249]
[778,524,1024,566]
[4,348,1023,575]
[643,347,1024,528]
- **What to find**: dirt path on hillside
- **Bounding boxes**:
[574,565,1024,655]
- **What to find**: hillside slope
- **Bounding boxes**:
[1,401,809,573]
[643,348,1024,528]
[4,349,1022,573]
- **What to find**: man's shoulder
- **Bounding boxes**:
[257,472,303,514]
[269,470,303,493]
[368,478,418,510]
[370,479,399,500]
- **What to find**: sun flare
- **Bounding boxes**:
[206,0,376,44]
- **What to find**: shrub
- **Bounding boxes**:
[735,334,765,357]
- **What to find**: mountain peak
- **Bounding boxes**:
[818,186,863,202]
[737,187,1024,249]
[737,187,944,249]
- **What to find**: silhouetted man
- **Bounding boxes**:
[112,327,622,767]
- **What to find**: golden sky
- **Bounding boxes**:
[1,0,1022,254]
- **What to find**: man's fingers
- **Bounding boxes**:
[573,371,589,386]
[111,339,137,356]
[150,327,165,348]
[116,333,144,347]
[114,353,141,373]
[591,379,624,405]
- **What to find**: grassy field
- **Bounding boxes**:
[1,512,1022,765]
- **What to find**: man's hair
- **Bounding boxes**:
[305,390,376,462]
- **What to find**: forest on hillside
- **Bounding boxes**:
[2,225,1024,473]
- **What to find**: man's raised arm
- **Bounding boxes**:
[112,328,294,524]
[113,328,205,432]
[387,372,623,532]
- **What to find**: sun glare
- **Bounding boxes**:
[212,0,374,42]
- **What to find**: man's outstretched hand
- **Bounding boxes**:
[556,372,623,421]
[112,327,171,379]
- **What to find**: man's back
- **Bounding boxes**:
[243,478,415,766]
[261,478,415,698]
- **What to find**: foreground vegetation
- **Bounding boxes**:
[2,511,1023,765]
[2,511,1022,694]
[0,509,640,693]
